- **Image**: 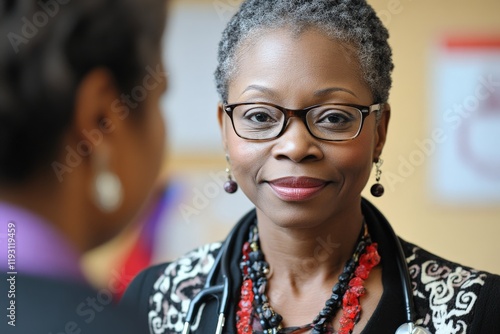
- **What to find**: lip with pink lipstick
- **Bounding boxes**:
[267,176,328,201]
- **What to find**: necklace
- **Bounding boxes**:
[236,222,380,334]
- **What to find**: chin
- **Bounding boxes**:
[257,202,331,230]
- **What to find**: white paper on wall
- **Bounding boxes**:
[430,37,500,205]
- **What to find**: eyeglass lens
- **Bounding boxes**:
[231,104,363,141]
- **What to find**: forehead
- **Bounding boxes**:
[229,27,372,105]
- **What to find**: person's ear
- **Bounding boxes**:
[217,102,228,151]
[71,68,121,150]
[373,103,391,160]
[64,68,126,213]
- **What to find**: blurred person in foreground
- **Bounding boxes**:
[122,0,500,333]
[0,0,167,333]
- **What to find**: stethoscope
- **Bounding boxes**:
[182,216,431,334]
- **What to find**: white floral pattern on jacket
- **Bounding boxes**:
[148,241,487,334]
[406,244,486,334]
[149,242,222,334]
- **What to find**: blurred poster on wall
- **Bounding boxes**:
[430,36,500,205]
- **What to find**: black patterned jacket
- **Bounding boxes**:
[122,200,500,334]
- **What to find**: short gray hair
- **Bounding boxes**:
[215,0,393,105]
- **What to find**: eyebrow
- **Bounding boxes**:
[313,87,358,98]
[239,84,278,98]
[239,85,358,99]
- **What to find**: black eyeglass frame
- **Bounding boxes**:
[223,102,385,141]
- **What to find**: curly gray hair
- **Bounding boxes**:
[215,0,393,105]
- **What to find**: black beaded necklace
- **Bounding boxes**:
[239,222,372,334]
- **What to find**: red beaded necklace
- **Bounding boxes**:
[337,242,380,334]
[236,223,380,334]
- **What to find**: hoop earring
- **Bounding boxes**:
[223,154,238,194]
[93,152,123,213]
[370,158,384,197]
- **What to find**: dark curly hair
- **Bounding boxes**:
[0,0,166,183]
[215,0,393,106]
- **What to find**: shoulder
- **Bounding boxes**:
[155,241,223,282]
[148,241,223,300]
[401,239,491,284]
[122,242,223,334]
[124,242,223,300]
[400,239,500,333]
[1,274,143,334]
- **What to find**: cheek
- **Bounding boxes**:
[124,109,165,208]
[143,108,166,182]
[338,147,372,181]
[149,108,166,161]
[334,129,376,189]
[224,126,265,191]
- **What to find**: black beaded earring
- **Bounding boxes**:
[223,154,238,194]
[370,158,384,197]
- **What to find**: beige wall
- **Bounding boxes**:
[166,0,500,274]
[84,0,500,287]
[363,0,500,274]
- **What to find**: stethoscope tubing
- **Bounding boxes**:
[378,216,416,324]
[183,225,236,334]
[183,213,426,334]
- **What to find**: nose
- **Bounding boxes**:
[272,117,324,163]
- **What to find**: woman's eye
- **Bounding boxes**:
[242,107,280,123]
[250,112,275,123]
[319,111,352,124]
[325,114,346,123]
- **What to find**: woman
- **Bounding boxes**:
[0,0,167,333]
[122,0,500,333]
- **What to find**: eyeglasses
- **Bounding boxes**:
[223,102,384,141]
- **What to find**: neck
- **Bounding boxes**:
[256,204,364,285]
[0,169,91,254]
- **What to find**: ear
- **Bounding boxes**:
[217,102,228,151]
[373,103,391,161]
[71,68,120,146]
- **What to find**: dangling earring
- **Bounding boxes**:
[223,154,238,194]
[92,151,123,213]
[370,158,384,197]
